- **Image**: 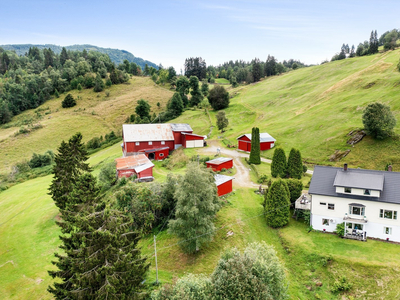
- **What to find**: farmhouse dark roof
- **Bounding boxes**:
[237,133,276,143]
[170,123,193,132]
[334,171,384,191]
[206,157,233,165]
[309,165,400,205]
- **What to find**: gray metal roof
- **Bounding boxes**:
[206,157,233,165]
[237,133,276,143]
[170,123,193,132]
[334,171,384,191]
[214,174,234,186]
[123,124,174,142]
[309,165,400,205]
[134,162,154,173]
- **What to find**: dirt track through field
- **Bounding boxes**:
[199,140,313,188]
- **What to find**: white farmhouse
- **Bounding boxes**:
[309,164,400,242]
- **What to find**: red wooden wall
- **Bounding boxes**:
[217,180,233,196]
[125,140,174,153]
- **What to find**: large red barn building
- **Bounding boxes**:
[115,154,154,181]
[214,174,234,196]
[237,133,276,152]
[122,123,204,159]
[206,157,233,172]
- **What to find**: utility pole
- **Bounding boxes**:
[154,235,159,285]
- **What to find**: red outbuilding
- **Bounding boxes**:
[214,174,234,197]
[138,147,170,160]
[237,132,276,152]
[206,157,233,172]
[115,154,154,181]
[182,132,205,148]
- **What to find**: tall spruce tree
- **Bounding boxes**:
[271,147,287,178]
[168,163,220,254]
[264,179,290,228]
[48,132,90,210]
[48,173,149,299]
[286,148,303,179]
[249,127,261,164]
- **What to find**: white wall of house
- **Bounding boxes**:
[335,186,380,197]
[311,194,400,242]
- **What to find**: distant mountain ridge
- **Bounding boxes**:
[0,44,158,69]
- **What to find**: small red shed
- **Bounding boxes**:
[237,133,276,152]
[214,174,234,197]
[115,154,154,181]
[182,132,205,148]
[206,157,233,172]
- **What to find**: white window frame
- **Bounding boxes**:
[135,142,140,146]
[364,189,371,195]
[349,205,365,216]
[161,141,165,145]
[344,187,351,193]
[148,141,153,145]
[322,219,329,226]
[159,153,164,157]
[380,209,397,220]
[384,227,392,235]
[328,203,335,210]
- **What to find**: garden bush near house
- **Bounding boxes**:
[257,174,269,184]
[286,178,303,203]
[334,222,345,237]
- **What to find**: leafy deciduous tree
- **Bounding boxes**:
[216,111,229,132]
[362,102,396,139]
[207,85,229,110]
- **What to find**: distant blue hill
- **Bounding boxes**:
[0,44,158,70]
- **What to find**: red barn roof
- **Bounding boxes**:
[116,154,154,172]
[237,133,276,143]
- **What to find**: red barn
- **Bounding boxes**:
[115,154,154,181]
[122,123,203,159]
[182,132,205,148]
[214,174,234,197]
[206,157,233,172]
[237,133,276,152]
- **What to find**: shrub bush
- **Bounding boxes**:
[331,276,352,293]
[62,94,76,108]
[335,222,345,237]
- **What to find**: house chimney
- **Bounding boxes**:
[344,163,348,171]
[388,165,393,172]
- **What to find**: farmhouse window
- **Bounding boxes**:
[344,187,351,193]
[320,202,326,206]
[148,141,153,145]
[328,203,335,210]
[349,205,365,216]
[347,223,363,230]
[384,227,392,235]
[161,141,165,145]
[159,153,164,157]
[322,219,329,225]
[364,189,371,195]
[135,142,140,146]
[380,209,397,220]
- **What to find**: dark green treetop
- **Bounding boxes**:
[264,179,290,228]
[271,147,287,178]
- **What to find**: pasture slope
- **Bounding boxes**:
[1,50,400,299]
[180,48,400,171]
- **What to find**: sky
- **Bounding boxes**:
[1,0,399,71]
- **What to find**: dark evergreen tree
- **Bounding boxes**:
[286,179,303,203]
[167,66,177,82]
[249,127,261,164]
[48,132,91,210]
[286,148,303,179]
[93,73,105,92]
[167,92,184,117]
[60,47,68,66]
[48,173,149,299]
[184,57,207,80]
[189,76,203,106]
[201,80,209,97]
[251,58,263,82]
[216,111,229,132]
[207,85,229,110]
[61,93,76,108]
[264,179,290,228]
[271,147,286,178]
[135,99,151,120]
[176,76,190,107]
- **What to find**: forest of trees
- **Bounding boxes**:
[331,28,399,62]
[0,47,136,124]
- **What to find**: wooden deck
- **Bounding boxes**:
[344,231,367,241]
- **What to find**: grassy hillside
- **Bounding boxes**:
[0,44,158,68]
[0,76,173,171]
[181,49,400,170]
